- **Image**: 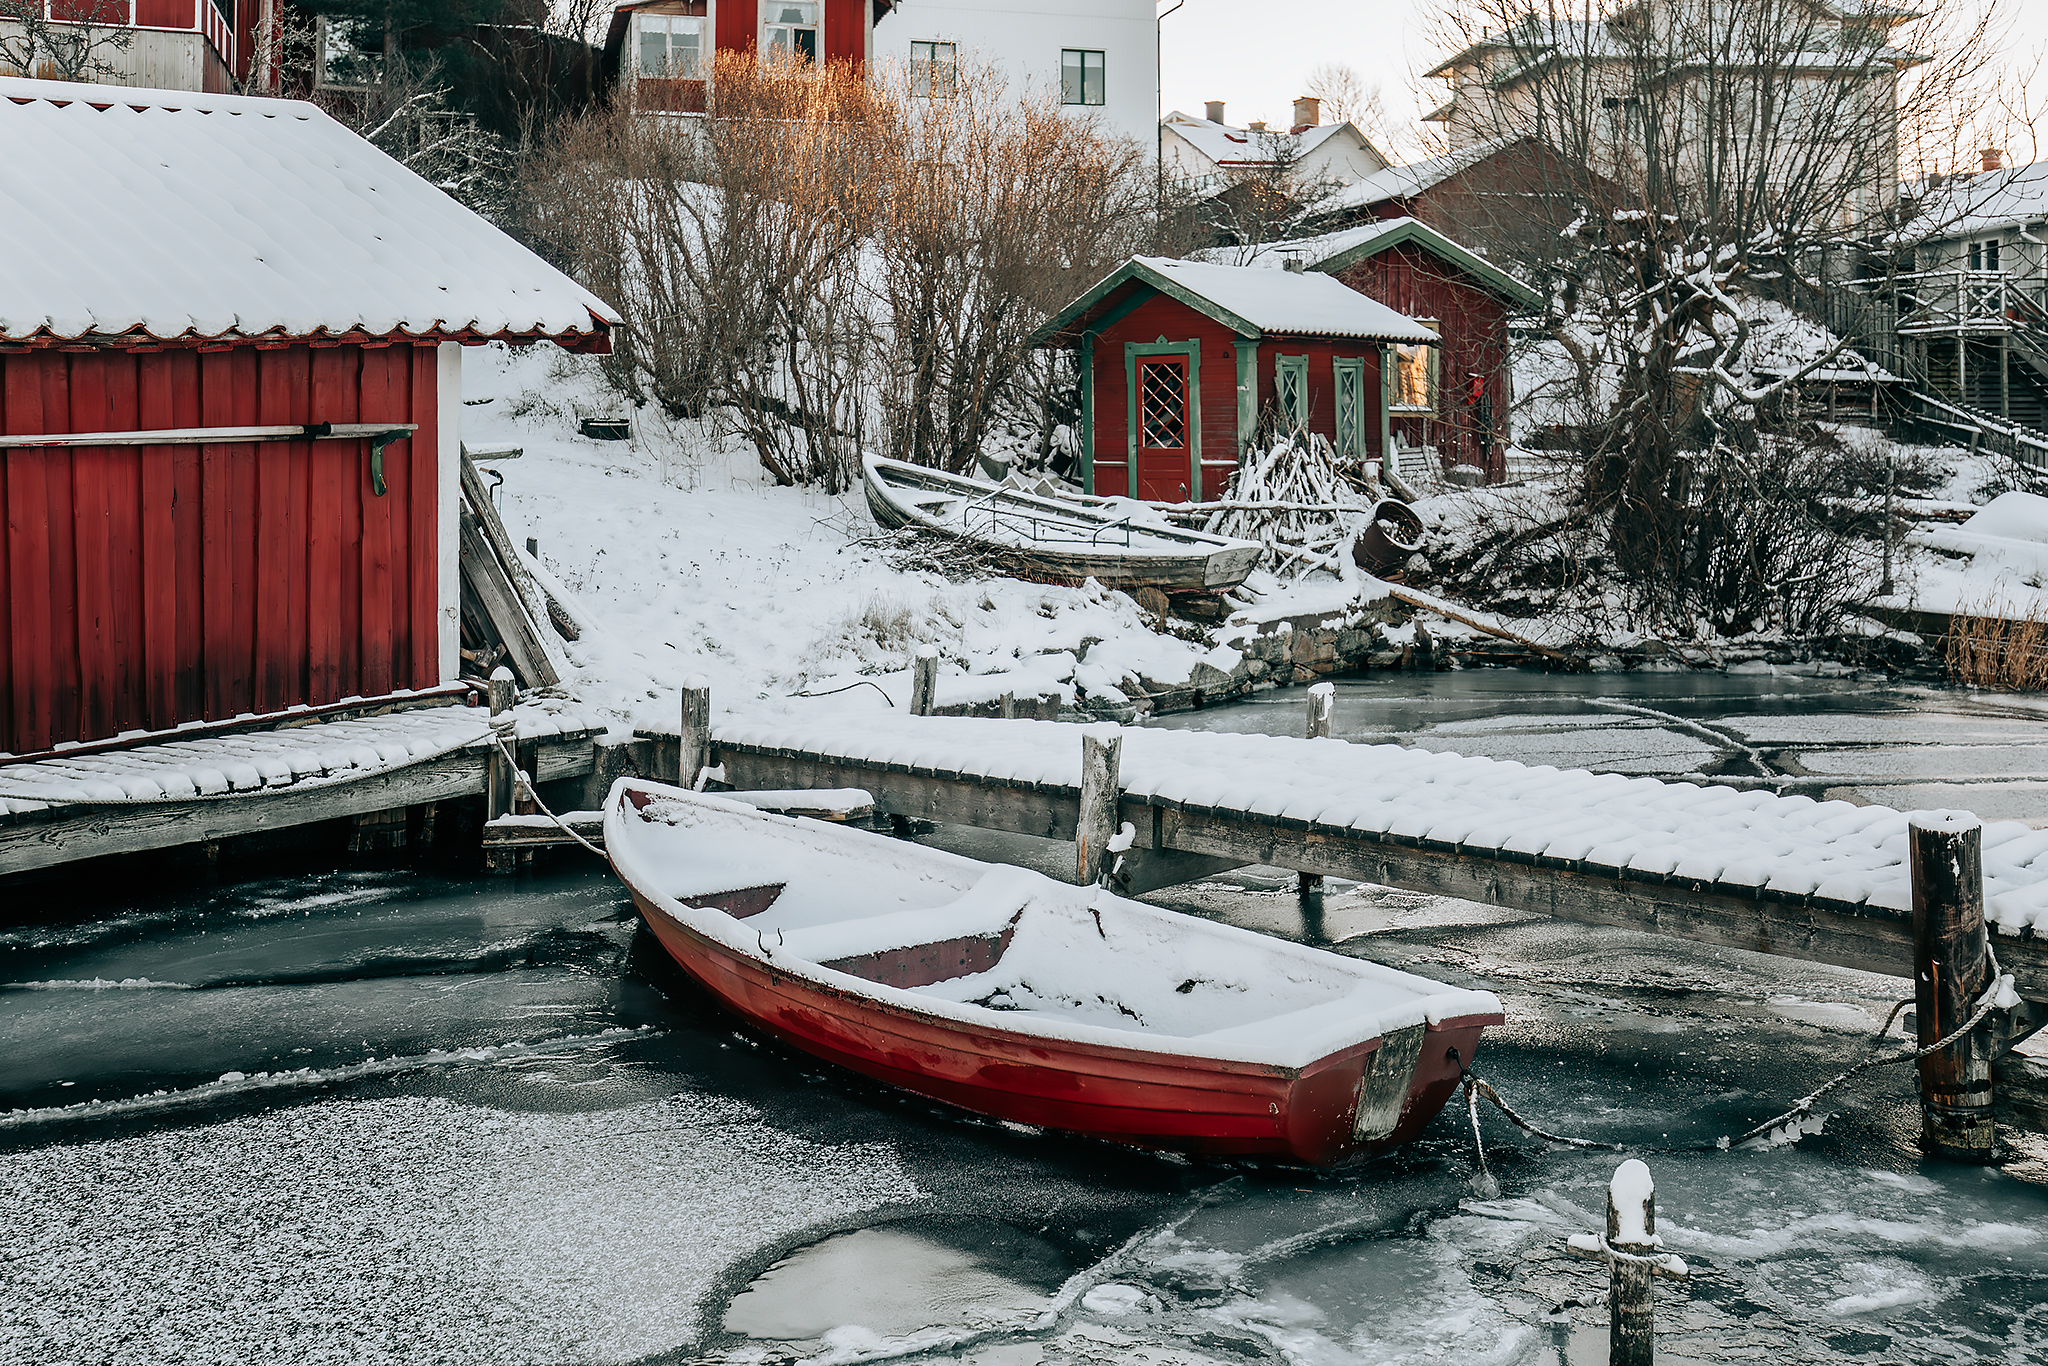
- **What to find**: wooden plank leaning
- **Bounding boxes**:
[460,515,559,689]
[460,452,570,682]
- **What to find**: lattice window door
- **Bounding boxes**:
[1335,362,1360,457]
[1139,359,1187,449]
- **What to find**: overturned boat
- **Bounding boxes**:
[605,780,1504,1166]
[861,454,1263,596]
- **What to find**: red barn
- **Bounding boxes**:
[1214,218,1544,482]
[1029,257,1438,502]
[0,77,617,757]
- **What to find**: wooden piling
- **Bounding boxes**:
[911,647,939,717]
[1000,690,1016,720]
[1911,813,1998,1161]
[1077,725,1122,887]
[583,734,637,810]
[680,675,712,791]
[485,667,517,874]
[1300,682,1334,910]
[1607,1160,1657,1366]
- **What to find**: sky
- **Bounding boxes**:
[1160,0,2048,166]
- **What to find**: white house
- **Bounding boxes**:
[877,0,1158,148]
[1161,99,1388,200]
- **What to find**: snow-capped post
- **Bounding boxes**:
[911,646,939,717]
[1565,1158,1688,1366]
[484,667,518,874]
[679,675,712,792]
[1077,725,1123,887]
[1300,682,1336,909]
[1911,812,1998,1161]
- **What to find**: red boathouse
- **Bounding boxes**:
[1030,257,1439,502]
[0,78,618,757]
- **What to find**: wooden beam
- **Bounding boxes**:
[715,746,1081,842]
[0,734,598,876]
[460,517,558,689]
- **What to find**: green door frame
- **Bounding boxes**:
[1125,338,1203,499]
[1234,338,1259,456]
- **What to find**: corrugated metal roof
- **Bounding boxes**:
[0,77,620,345]
[1129,258,1440,342]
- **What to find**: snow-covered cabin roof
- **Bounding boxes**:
[1028,256,1440,349]
[1309,138,1521,216]
[0,77,620,349]
[1897,159,2048,244]
[1194,217,1544,311]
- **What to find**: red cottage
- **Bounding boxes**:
[1029,257,1438,502]
[5,0,285,95]
[0,77,618,757]
[602,0,895,112]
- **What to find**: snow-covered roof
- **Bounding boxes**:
[0,77,620,348]
[1030,256,1440,348]
[1194,216,1545,311]
[1898,159,2048,243]
[1161,111,1364,170]
[1311,138,1519,215]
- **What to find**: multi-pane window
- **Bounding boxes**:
[765,2,819,65]
[637,14,704,78]
[1139,361,1187,449]
[1061,49,1104,106]
[1276,356,1308,429]
[911,40,956,98]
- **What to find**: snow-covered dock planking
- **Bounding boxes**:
[710,713,2048,1001]
[0,699,605,875]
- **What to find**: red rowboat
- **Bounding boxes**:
[605,780,1504,1167]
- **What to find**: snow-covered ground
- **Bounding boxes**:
[460,345,1253,734]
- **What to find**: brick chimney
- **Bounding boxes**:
[1204,100,1225,124]
[1247,120,1267,133]
[1982,147,2005,172]
[1292,96,1321,133]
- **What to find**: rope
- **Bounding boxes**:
[791,680,896,705]
[488,732,606,859]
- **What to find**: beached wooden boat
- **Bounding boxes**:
[862,454,1263,595]
[605,780,1504,1166]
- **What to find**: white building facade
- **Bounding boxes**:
[877,0,1158,149]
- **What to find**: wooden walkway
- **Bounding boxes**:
[710,713,2048,1002]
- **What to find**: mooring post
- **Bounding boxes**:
[1299,682,1335,910]
[583,734,637,811]
[679,674,712,791]
[999,690,1016,720]
[1077,724,1122,887]
[1911,812,1998,1161]
[484,666,517,874]
[911,646,939,717]
[1565,1158,1687,1366]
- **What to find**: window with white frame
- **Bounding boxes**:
[637,13,704,79]
[765,2,820,65]
[1389,332,1439,412]
[1061,49,1104,106]
[911,40,956,98]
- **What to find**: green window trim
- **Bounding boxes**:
[1123,339,1203,499]
[1234,339,1259,456]
[1276,355,1308,432]
[1333,357,1366,459]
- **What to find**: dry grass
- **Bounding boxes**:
[1946,600,2048,690]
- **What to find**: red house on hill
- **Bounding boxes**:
[0,78,617,757]
[602,0,895,111]
[1214,217,1544,481]
[1028,258,1438,502]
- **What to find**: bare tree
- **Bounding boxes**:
[1418,0,2022,633]
[0,0,132,81]
[1301,61,1400,154]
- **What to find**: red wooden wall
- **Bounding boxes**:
[1091,293,1241,500]
[1088,291,1385,499]
[1327,243,1509,480]
[0,341,442,755]
[713,0,870,63]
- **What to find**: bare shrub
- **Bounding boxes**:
[0,0,131,81]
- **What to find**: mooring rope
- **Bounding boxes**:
[1455,970,2016,1178]
[487,733,607,859]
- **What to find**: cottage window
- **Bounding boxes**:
[1389,325,1439,412]
[911,40,956,98]
[1969,241,1983,271]
[765,2,820,65]
[1061,49,1104,106]
[1985,239,2002,272]
[638,14,704,79]
[1276,356,1309,430]
[1333,358,1366,458]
